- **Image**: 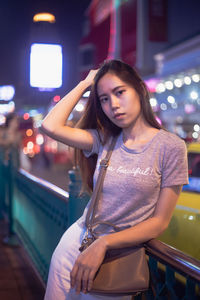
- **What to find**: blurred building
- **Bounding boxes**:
[78,0,200,141]
[151,34,200,140]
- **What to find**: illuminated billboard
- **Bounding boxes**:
[30,43,62,89]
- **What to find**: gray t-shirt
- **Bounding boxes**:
[77,129,188,234]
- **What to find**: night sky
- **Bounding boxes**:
[0,0,91,108]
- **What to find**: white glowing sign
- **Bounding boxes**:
[30,43,62,89]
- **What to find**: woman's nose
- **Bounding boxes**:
[110,95,120,109]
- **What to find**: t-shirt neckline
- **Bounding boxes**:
[119,129,163,154]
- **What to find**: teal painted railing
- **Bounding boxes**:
[0,157,69,281]
[13,169,69,281]
[0,148,200,299]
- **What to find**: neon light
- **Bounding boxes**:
[33,13,56,23]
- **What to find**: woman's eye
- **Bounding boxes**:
[100,97,108,103]
[116,89,125,96]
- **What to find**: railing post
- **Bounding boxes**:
[0,149,6,219]
[7,151,14,235]
[3,148,20,246]
[184,278,196,300]
[68,167,90,226]
[165,266,178,300]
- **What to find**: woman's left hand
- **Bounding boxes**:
[70,237,107,294]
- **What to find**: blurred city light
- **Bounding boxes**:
[174,78,182,88]
[33,13,56,23]
[30,43,63,89]
[165,80,173,90]
[0,101,15,114]
[53,95,61,102]
[171,102,178,109]
[145,78,160,93]
[192,132,199,139]
[149,97,157,107]
[167,96,175,103]
[27,141,34,149]
[23,113,30,120]
[26,129,33,137]
[184,76,192,85]
[184,104,196,114]
[29,109,38,117]
[36,134,44,145]
[82,91,90,98]
[160,103,167,110]
[192,74,200,83]
[0,114,6,125]
[190,91,198,100]
[0,85,15,100]
[68,113,73,120]
[194,124,200,132]
[75,103,84,112]
[156,83,165,93]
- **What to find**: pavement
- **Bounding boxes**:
[0,219,45,300]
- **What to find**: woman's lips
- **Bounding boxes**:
[114,113,125,119]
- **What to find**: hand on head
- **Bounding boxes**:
[84,69,99,86]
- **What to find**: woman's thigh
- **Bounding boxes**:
[44,222,85,299]
[44,222,131,300]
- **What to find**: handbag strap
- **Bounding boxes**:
[85,136,118,234]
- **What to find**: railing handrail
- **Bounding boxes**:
[145,239,200,282]
[15,168,200,284]
[2,149,200,296]
[18,168,69,202]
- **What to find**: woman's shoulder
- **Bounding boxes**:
[158,129,187,152]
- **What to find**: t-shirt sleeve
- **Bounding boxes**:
[161,139,189,188]
[83,129,101,157]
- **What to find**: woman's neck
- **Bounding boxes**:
[122,121,159,148]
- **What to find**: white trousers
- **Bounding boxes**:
[44,222,132,300]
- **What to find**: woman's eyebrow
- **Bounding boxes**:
[112,85,126,92]
[98,85,126,98]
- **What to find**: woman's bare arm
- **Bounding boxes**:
[102,185,182,248]
[41,70,98,151]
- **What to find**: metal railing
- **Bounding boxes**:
[143,239,200,299]
[0,148,200,299]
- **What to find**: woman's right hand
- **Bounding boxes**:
[84,69,99,86]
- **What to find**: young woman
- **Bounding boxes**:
[41,60,188,300]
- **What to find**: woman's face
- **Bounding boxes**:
[97,72,143,132]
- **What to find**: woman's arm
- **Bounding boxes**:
[70,185,182,293]
[103,185,182,249]
[41,70,98,151]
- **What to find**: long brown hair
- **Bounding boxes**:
[75,59,162,192]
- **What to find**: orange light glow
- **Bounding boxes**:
[34,144,40,154]
[26,129,33,137]
[23,147,28,155]
[33,13,56,23]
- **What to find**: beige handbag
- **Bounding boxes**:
[79,137,150,296]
